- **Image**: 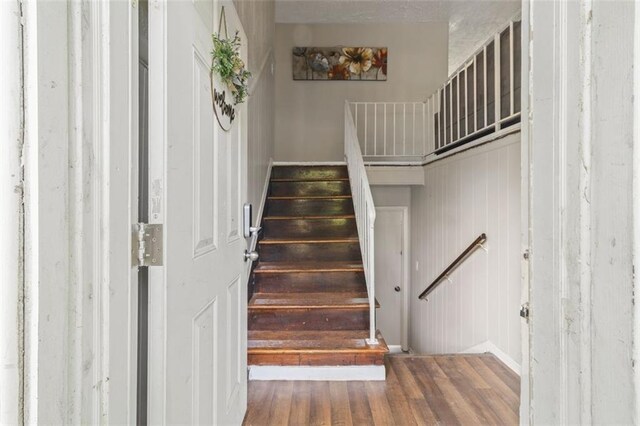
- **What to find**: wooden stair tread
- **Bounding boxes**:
[248,330,388,354]
[270,177,350,182]
[268,195,352,200]
[254,261,364,273]
[263,214,355,220]
[249,292,376,309]
[259,237,359,244]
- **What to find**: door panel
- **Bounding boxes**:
[148,1,248,424]
[375,209,404,347]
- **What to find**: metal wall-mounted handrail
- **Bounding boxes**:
[418,233,487,300]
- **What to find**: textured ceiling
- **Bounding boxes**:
[275,0,521,74]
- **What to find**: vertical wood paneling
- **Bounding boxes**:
[235,0,275,217]
[410,135,521,369]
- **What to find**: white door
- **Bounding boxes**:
[147,1,248,424]
[374,208,407,350]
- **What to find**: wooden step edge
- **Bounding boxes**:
[263,215,355,220]
[270,178,350,183]
[253,266,364,274]
[259,238,359,244]
[248,296,380,310]
[247,347,389,355]
[271,165,347,169]
[249,303,371,310]
[267,195,352,200]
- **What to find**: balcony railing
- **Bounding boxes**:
[349,17,521,164]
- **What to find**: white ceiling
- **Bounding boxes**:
[275,0,521,74]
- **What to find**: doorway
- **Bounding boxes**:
[374,206,410,352]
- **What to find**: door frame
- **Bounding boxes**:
[19,0,140,423]
[520,1,531,423]
[528,0,640,423]
[375,206,410,352]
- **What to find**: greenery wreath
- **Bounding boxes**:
[211,30,251,105]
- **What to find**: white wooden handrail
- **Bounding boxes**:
[344,101,378,345]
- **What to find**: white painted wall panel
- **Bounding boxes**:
[273,23,448,162]
[409,134,521,369]
[235,0,276,217]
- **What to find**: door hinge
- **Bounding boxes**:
[133,223,163,267]
[520,302,530,321]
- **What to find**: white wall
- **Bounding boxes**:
[235,0,276,215]
[409,134,521,370]
[371,186,411,208]
[274,23,448,162]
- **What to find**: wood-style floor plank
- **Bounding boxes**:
[383,359,420,426]
[266,381,293,425]
[309,381,332,426]
[407,357,461,425]
[466,356,520,410]
[435,356,506,425]
[347,381,375,425]
[289,381,311,425]
[243,354,520,426]
[328,381,353,426]
[243,381,276,426]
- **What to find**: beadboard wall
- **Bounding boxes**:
[234,0,276,214]
[409,133,521,372]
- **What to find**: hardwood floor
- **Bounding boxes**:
[243,354,520,425]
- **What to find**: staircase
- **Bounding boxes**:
[248,165,388,377]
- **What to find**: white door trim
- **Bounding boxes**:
[0,1,25,423]
[375,206,410,351]
[520,2,531,423]
[529,1,639,423]
[20,1,139,423]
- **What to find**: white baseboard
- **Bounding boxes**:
[272,161,347,166]
[248,365,386,381]
[461,340,521,375]
[387,345,404,354]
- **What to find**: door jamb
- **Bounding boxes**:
[520,1,531,423]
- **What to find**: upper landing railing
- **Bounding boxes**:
[349,17,522,164]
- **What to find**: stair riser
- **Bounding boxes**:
[254,271,367,293]
[259,242,362,262]
[248,309,369,331]
[265,198,354,217]
[263,218,357,239]
[271,166,348,180]
[270,181,351,197]
[249,352,384,366]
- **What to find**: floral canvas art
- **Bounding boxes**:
[292,47,388,81]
